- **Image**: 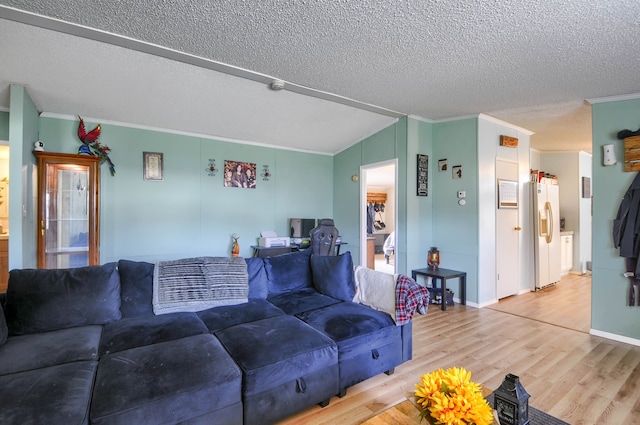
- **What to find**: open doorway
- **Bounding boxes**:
[360,160,397,273]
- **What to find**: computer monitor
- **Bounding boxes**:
[290,218,316,239]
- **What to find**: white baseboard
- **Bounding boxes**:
[590,329,640,347]
[476,299,497,308]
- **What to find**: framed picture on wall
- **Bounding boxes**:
[224,160,257,189]
[417,154,428,196]
[143,152,164,181]
[452,165,462,179]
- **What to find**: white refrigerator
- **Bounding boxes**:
[533,182,561,289]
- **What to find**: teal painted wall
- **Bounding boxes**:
[36,116,333,262]
[333,117,411,271]
[406,119,433,272]
[333,142,364,265]
[332,117,435,276]
[9,85,39,269]
[592,97,640,340]
[432,118,479,302]
[0,111,9,141]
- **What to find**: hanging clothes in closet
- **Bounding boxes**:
[367,202,375,234]
[366,192,388,234]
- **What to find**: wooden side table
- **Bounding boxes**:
[411,267,467,311]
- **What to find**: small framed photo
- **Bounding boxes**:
[224,160,257,189]
[452,165,462,179]
[438,159,448,172]
[143,152,164,181]
[417,154,428,196]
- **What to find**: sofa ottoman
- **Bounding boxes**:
[215,315,339,425]
[0,361,98,425]
[91,334,242,425]
[296,301,402,395]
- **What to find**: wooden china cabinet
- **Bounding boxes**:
[34,151,100,269]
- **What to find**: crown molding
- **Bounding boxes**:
[478,113,535,135]
[587,92,640,104]
[39,112,335,156]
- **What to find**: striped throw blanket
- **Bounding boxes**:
[153,256,248,315]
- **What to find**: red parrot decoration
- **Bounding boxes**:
[77,116,116,176]
[77,116,101,145]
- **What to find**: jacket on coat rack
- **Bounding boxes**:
[613,172,640,306]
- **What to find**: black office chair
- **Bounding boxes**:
[309,219,339,256]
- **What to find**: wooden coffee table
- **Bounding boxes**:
[362,387,492,424]
[364,387,569,425]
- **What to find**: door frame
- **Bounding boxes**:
[360,159,398,271]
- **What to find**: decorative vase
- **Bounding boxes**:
[428,247,440,269]
[231,234,240,257]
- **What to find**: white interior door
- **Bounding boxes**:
[496,159,520,299]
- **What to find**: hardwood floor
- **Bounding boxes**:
[279,274,640,425]
[486,273,592,333]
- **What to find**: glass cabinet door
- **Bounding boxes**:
[35,152,100,269]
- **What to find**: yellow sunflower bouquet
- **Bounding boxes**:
[415,367,493,425]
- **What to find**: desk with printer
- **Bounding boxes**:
[252,219,345,258]
[251,238,346,258]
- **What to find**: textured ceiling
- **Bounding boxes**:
[2,1,640,154]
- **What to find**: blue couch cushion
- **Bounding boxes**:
[267,287,340,315]
[91,334,242,425]
[214,315,338,396]
[0,325,101,376]
[117,259,155,318]
[99,312,209,355]
[197,299,285,333]
[0,361,98,425]
[264,249,313,294]
[296,301,397,349]
[5,263,121,335]
[296,302,402,391]
[0,302,6,345]
[310,251,356,302]
[245,257,269,299]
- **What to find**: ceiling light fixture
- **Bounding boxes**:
[270,80,285,91]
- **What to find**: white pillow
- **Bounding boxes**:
[353,265,397,323]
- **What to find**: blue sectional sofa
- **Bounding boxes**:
[0,250,416,425]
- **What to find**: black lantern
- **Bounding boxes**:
[493,373,530,425]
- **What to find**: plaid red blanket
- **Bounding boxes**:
[395,274,430,325]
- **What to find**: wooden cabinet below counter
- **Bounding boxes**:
[0,238,7,293]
